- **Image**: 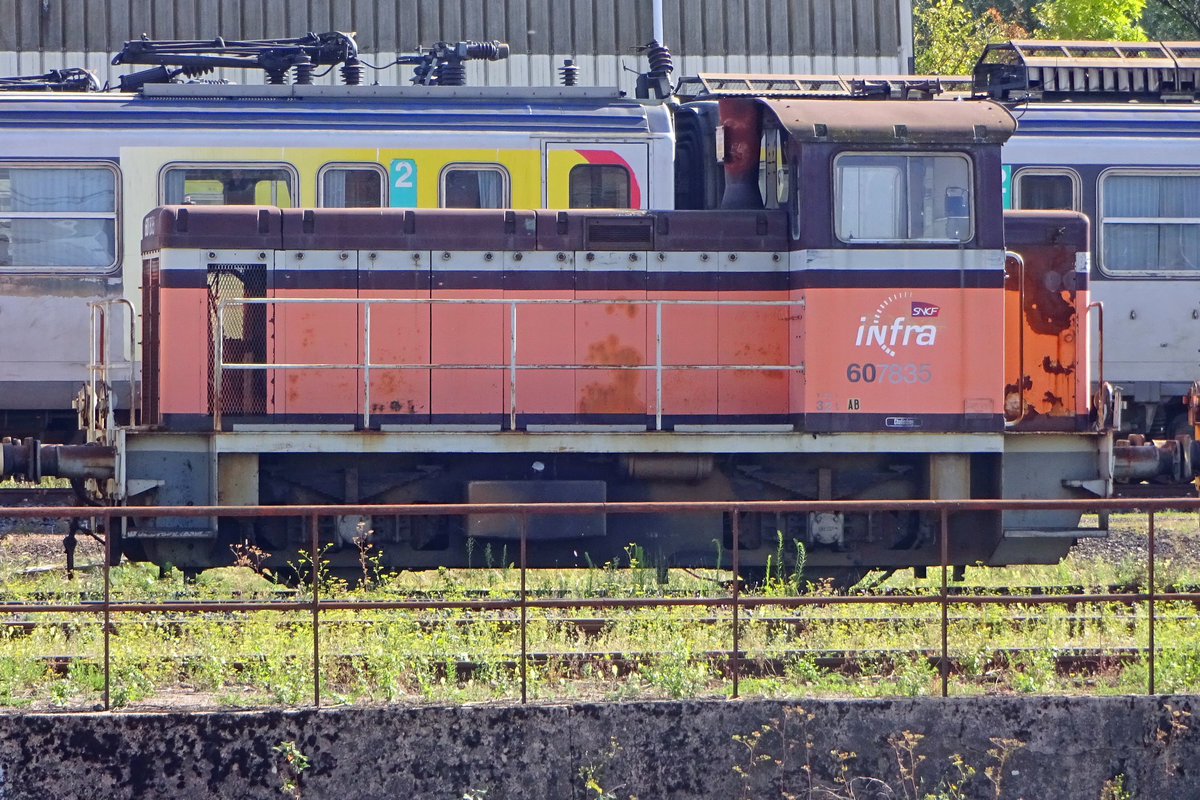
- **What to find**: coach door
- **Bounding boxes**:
[544,143,648,211]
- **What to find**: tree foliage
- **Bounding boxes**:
[913,0,1192,76]
[1146,0,1200,35]
[1032,0,1148,39]
[913,0,1027,74]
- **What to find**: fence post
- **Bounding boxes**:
[103,509,112,711]
[731,507,740,699]
[520,511,528,704]
[940,506,949,698]
[310,513,321,708]
[1148,509,1156,695]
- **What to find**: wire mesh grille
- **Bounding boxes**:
[208,263,268,417]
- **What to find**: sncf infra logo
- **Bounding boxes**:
[854,292,940,357]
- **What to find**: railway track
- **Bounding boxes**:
[1,608,1191,643]
[1,645,1161,687]
[3,578,1188,705]
[4,581,1200,603]
[4,586,1194,641]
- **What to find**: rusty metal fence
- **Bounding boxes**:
[2,496,1199,710]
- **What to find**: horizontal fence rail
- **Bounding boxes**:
[1,496,1198,709]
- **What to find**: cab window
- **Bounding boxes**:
[162,165,296,206]
[0,162,118,270]
[835,153,972,243]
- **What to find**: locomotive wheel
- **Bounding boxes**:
[1169,411,1192,440]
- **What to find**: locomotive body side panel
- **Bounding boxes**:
[503,248,576,421]
[362,250,432,421]
[271,248,360,419]
[152,281,208,417]
[573,251,650,422]
[716,250,792,419]
[650,247,719,420]
[802,282,1004,432]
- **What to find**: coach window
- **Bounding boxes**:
[1014,169,1078,211]
[569,164,631,208]
[161,165,296,207]
[0,163,118,270]
[1100,170,1200,274]
[440,164,509,208]
[835,153,972,243]
[319,164,386,208]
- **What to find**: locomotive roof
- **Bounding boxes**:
[757,98,1016,145]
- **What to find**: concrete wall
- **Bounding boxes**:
[1,696,1197,799]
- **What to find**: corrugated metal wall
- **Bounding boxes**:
[1,0,914,89]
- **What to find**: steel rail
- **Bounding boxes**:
[11,647,1162,688]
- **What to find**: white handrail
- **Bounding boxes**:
[87,298,138,443]
[211,296,805,431]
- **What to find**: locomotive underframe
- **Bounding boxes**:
[114,427,1110,578]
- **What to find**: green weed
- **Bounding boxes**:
[274,740,310,798]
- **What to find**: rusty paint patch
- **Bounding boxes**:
[1004,376,1033,422]
[1042,391,1065,413]
[602,303,640,319]
[1040,356,1074,376]
[732,339,787,379]
[370,399,415,413]
[578,335,643,413]
[369,373,419,415]
[1008,246,1077,335]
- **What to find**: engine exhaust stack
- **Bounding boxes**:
[718,97,765,210]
